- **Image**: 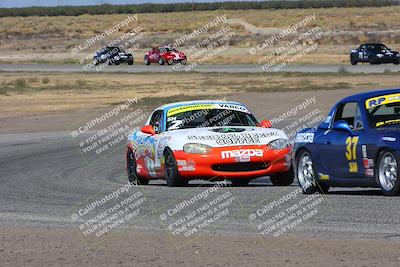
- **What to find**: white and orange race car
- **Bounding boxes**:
[126,100,293,186]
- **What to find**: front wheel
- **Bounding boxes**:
[350,59,357,65]
[127,149,149,185]
[394,60,400,65]
[377,149,400,196]
[296,150,329,194]
[144,56,150,65]
[369,58,376,65]
[270,167,294,186]
[158,57,165,65]
[128,57,134,65]
[164,149,186,187]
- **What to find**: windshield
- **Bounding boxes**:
[367,44,389,51]
[166,108,259,131]
[366,93,400,128]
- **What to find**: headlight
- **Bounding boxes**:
[114,56,120,60]
[183,143,212,154]
[396,54,400,57]
[377,54,384,58]
[268,138,289,150]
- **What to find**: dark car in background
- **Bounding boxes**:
[93,46,134,66]
[350,43,400,65]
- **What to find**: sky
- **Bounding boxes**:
[0,0,264,8]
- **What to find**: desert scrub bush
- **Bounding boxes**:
[14,78,27,88]
[41,77,50,84]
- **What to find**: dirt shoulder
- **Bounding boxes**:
[1,225,399,267]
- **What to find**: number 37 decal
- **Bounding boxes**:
[346,136,359,172]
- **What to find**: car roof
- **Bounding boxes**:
[361,43,385,46]
[155,100,248,111]
[340,88,400,103]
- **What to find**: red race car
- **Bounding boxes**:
[144,46,187,65]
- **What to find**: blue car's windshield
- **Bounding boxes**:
[367,103,400,128]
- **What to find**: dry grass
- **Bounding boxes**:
[0,6,399,65]
[0,71,399,117]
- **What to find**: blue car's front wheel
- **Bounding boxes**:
[296,150,329,194]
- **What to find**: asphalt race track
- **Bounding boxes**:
[1,130,400,240]
[2,87,400,266]
[1,90,400,242]
[1,63,400,73]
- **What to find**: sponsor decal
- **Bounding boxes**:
[319,173,329,180]
[188,132,279,144]
[217,104,250,114]
[382,136,397,142]
[376,119,400,127]
[363,158,370,169]
[136,164,143,172]
[177,160,187,166]
[166,103,250,117]
[295,133,314,143]
[362,145,368,158]
[221,149,264,160]
[368,159,374,168]
[365,93,400,109]
[365,169,374,177]
[167,104,215,117]
[178,159,195,171]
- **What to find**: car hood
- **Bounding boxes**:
[163,126,287,149]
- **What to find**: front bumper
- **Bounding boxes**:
[173,145,291,180]
[375,56,399,63]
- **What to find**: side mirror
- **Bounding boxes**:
[333,120,353,133]
[141,125,155,135]
[260,120,272,128]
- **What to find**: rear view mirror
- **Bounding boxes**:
[260,120,272,128]
[333,120,352,133]
[141,125,155,135]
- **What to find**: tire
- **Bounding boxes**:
[376,149,400,196]
[167,60,173,65]
[115,61,120,65]
[164,148,186,187]
[127,149,149,185]
[158,57,165,65]
[369,58,376,65]
[107,60,113,65]
[128,57,134,65]
[181,60,187,65]
[230,179,251,186]
[94,60,99,66]
[144,56,150,65]
[350,59,357,65]
[394,61,400,65]
[296,150,329,194]
[270,166,294,186]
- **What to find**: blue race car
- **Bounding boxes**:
[293,89,400,196]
